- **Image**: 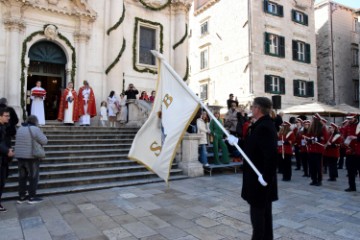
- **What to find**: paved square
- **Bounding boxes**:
[1,168,360,239]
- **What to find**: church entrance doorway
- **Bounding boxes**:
[27,41,67,120]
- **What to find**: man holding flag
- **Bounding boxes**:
[241,97,278,240]
[129,51,274,239]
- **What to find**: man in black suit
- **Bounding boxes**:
[241,97,278,240]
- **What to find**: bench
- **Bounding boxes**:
[203,162,243,176]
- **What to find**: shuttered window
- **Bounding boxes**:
[291,10,308,26]
[293,80,314,97]
[292,40,311,63]
[265,75,285,94]
[263,0,283,17]
[265,32,285,58]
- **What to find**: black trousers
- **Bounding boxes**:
[250,202,274,240]
[308,153,322,183]
[294,145,301,169]
[0,163,7,203]
[346,155,360,190]
[323,156,338,180]
[282,154,292,181]
[338,148,346,169]
[18,158,40,198]
[299,152,309,176]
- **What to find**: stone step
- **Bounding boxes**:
[45,139,134,145]
[45,133,135,140]
[42,143,132,150]
[43,149,130,157]
[41,127,138,133]
[27,154,129,164]
[6,165,162,182]
[2,175,188,200]
[8,159,140,172]
[4,169,184,192]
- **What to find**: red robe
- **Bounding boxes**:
[57,88,79,122]
[78,86,97,117]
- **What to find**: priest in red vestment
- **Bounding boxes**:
[57,82,79,124]
[78,80,97,126]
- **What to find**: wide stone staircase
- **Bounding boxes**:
[3,125,187,200]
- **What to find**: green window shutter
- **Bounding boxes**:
[304,14,309,26]
[279,36,285,57]
[264,32,270,55]
[265,75,272,93]
[292,40,298,60]
[264,0,269,13]
[280,77,285,94]
[293,80,300,96]
[305,43,311,63]
[291,10,296,21]
[278,5,284,17]
[306,81,314,97]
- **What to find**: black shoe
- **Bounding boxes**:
[302,174,309,177]
[337,167,343,169]
[345,188,356,192]
[17,196,27,204]
[294,168,300,171]
[0,204,7,213]
[282,178,291,182]
[309,182,316,186]
[315,182,322,186]
[327,178,336,182]
[28,197,43,204]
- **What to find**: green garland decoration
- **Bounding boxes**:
[20,26,76,120]
[133,17,163,74]
[107,3,126,35]
[173,24,188,50]
[106,38,126,74]
[139,0,171,11]
[183,57,189,81]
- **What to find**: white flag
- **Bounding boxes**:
[128,58,200,183]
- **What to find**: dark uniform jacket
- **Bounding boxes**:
[241,114,278,207]
[0,124,10,165]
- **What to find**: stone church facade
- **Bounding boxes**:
[0,0,191,120]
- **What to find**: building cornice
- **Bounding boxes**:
[194,0,220,16]
[0,0,97,21]
[3,18,26,31]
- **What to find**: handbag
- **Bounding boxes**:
[28,126,46,158]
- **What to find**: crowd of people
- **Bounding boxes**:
[29,81,156,127]
[194,93,360,193]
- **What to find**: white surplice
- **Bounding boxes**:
[64,90,74,124]
[30,86,46,125]
[79,88,91,125]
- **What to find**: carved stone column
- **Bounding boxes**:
[3,18,25,114]
[178,133,204,177]
[172,0,192,79]
[106,0,124,94]
[74,31,90,89]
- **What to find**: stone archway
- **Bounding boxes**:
[27,41,67,120]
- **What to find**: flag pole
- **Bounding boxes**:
[151,51,267,186]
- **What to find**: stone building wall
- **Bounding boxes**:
[315,1,360,107]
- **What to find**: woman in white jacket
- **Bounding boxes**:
[197,111,210,167]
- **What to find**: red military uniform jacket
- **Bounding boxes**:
[277,131,295,155]
[343,122,358,155]
[307,126,329,154]
[323,133,343,158]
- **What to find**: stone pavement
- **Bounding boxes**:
[1,168,360,240]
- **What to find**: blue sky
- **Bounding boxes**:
[315,0,360,8]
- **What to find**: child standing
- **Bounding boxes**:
[100,101,108,127]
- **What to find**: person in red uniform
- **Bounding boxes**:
[57,82,79,124]
[338,119,349,169]
[294,118,303,171]
[323,123,343,181]
[78,80,97,126]
[343,114,360,191]
[299,120,311,177]
[306,113,329,186]
[277,121,295,181]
